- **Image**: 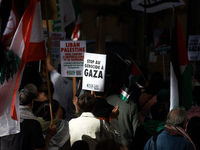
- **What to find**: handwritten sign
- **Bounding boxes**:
[82,53,106,92]
[60,41,86,77]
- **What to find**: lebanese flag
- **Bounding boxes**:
[170,14,192,111]
[0,0,46,136]
[1,0,19,51]
[71,14,81,41]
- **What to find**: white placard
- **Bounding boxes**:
[188,35,200,61]
[60,40,86,77]
[82,53,106,92]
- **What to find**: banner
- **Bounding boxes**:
[188,35,200,61]
[82,53,106,92]
[153,27,171,55]
[60,40,86,77]
[131,0,185,13]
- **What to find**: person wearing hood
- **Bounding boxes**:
[132,102,168,150]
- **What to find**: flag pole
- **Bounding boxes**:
[73,77,76,97]
[44,0,53,124]
[162,55,166,79]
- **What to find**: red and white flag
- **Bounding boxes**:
[0,0,46,136]
[1,0,19,50]
[71,14,81,41]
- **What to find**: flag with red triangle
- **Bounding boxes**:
[0,0,46,136]
[129,60,147,88]
[71,14,81,41]
[170,14,193,111]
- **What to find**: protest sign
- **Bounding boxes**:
[153,27,170,55]
[50,32,66,59]
[82,53,106,92]
[188,35,200,61]
[60,40,86,77]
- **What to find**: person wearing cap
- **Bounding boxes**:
[18,84,57,150]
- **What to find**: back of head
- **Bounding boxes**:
[145,71,164,94]
[43,99,60,121]
[193,86,200,106]
[187,117,200,149]
[95,139,121,150]
[70,140,89,150]
[19,84,38,106]
[38,82,54,96]
[77,93,96,112]
[157,89,170,103]
[166,107,187,128]
[150,102,169,121]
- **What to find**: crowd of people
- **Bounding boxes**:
[1,51,200,150]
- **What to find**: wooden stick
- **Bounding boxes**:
[73,77,76,97]
[44,0,53,124]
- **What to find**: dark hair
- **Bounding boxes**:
[77,93,96,112]
[193,86,200,106]
[95,139,121,150]
[19,88,37,106]
[38,82,54,96]
[187,117,200,150]
[150,102,169,121]
[42,99,60,121]
[70,140,89,150]
[145,71,164,95]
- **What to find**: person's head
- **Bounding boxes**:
[19,84,38,107]
[150,102,169,121]
[157,89,170,109]
[157,89,170,103]
[166,106,187,129]
[186,117,200,150]
[37,82,54,99]
[70,140,89,150]
[192,86,200,106]
[77,93,96,112]
[145,71,164,94]
[42,99,60,121]
[95,139,121,150]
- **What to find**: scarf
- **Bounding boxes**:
[164,124,196,150]
[143,120,165,135]
[20,105,38,123]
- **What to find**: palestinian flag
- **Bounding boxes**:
[129,59,147,89]
[130,60,142,83]
[170,14,192,111]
